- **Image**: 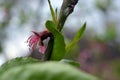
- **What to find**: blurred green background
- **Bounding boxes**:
[0,0,120,80]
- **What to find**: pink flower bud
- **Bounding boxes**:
[27,30,50,54]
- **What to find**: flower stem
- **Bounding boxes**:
[44,35,54,60]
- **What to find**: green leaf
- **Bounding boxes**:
[66,22,86,53]
[0,57,40,75]
[46,20,66,60]
[48,0,57,24]
[0,61,98,80]
[60,59,80,67]
[55,8,58,20]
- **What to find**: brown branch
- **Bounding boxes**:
[57,0,79,31]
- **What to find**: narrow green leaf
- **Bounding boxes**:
[55,8,58,20]
[60,59,80,67]
[46,20,66,60]
[66,23,86,53]
[48,0,57,24]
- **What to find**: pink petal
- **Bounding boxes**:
[27,34,40,51]
[39,46,46,54]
